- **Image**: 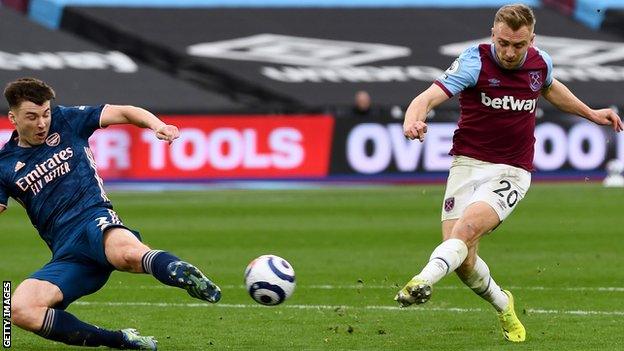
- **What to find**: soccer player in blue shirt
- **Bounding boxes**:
[0,78,222,350]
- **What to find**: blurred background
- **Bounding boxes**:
[1,0,623,185]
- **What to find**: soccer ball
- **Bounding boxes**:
[244,255,296,305]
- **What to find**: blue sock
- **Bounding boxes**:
[37,308,124,347]
[142,250,181,286]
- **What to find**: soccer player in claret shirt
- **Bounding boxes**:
[395,4,623,342]
[0,78,222,350]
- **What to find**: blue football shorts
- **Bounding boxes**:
[30,207,141,309]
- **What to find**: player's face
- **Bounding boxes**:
[9,100,52,147]
[491,22,535,69]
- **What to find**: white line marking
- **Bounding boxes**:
[73,301,624,316]
[527,309,624,316]
[110,284,624,292]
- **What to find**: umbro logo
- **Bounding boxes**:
[187,33,410,66]
[14,161,25,172]
[488,78,500,87]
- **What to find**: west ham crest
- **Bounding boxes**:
[528,71,542,92]
[444,197,455,212]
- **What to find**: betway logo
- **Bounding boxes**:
[481,93,537,113]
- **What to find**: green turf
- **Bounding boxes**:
[1,183,623,350]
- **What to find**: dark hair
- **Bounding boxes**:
[494,4,536,31]
[4,77,56,109]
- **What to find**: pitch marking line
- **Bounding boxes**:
[116,285,624,292]
[73,301,624,316]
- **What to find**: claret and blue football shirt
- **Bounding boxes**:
[435,44,553,171]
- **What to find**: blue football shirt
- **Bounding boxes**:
[0,105,112,250]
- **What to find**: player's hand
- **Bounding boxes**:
[591,108,624,132]
[404,120,428,142]
[155,124,180,144]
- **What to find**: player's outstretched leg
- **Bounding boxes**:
[35,308,157,350]
[141,250,221,303]
[395,238,468,307]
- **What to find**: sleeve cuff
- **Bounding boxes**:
[434,80,454,98]
[98,104,110,129]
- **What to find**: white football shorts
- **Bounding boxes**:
[441,155,531,222]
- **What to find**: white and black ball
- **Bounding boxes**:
[244,255,296,305]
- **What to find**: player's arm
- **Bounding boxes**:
[0,205,6,215]
[100,105,180,143]
[404,84,450,141]
[542,79,623,132]
[404,45,480,141]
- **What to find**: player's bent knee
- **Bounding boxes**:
[11,305,37,331]
[11,297,46,331]
[11,279,62,331]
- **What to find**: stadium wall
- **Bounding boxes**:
[28,0,541,29]
[2,113,621,182]
[56,7,624,113]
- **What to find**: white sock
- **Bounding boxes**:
[459,256,509,312]
[415,238,468,285]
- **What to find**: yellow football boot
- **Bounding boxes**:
[394,277,432,307]
[498,290,526,342]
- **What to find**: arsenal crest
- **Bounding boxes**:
[444,197,455,212]
[528,71,542,92]
[46,132,61,146]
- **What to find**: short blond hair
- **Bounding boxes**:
[494,4,535,31]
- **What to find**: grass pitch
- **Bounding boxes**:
[1,183,623,350]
